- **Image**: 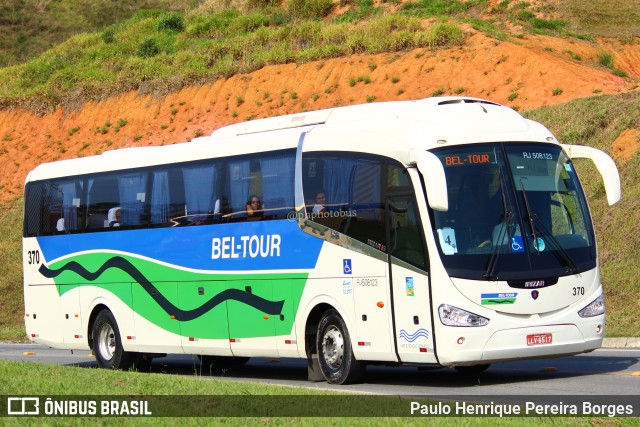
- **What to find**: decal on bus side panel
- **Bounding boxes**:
[33,220,324,338]
[36,220,322,271]
[37,252,308,339]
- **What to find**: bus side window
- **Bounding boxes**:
[181,162,221,226]
[227,159,251,221]
[258,152,295,220]
[117,173,148,227]
[302,153,387,249]
[24,181,46,236]
[87,175,119,230]
[223,150,295,222]
[56,179,83,233]
[388,197,427,270]
[25,179,84,235]
[386,164,427,270]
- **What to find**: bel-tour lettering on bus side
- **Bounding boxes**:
[211,234,281,260]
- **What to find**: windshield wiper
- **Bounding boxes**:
[484,170,512,280]
[520,179,540,254]
[530,214,578,274]
[519,180,578,273]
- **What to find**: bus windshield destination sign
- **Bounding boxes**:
[444,153,493,166]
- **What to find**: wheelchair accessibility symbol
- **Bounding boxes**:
[343,259,352,275]
[511,236,525,253]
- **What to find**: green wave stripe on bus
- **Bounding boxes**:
[48,253,308,339]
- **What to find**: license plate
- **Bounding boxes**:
[527,333,552,346]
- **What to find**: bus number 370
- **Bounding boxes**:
[27,250,40,265]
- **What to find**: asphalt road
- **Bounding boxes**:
[1,343,639,397]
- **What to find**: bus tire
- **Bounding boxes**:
[316,309,364,384]
[92,309,135,370]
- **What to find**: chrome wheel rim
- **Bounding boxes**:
[321,325,344,370]
[97,323,116,360]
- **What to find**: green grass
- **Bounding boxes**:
[0,0,196,68]
[0,7,464,114]
[0,0,637,114]
[0,202,24,341]
[333,0,383,23]
[598,52,629,78]
[0,361,635,425]
[523,92,640,337]
[399,0,484,17]
[559,0,640,37]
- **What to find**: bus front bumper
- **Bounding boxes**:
[439,323,603,367]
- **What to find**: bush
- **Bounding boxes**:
[101,27,116,44]
[421,22,464,48]
[158,13,185,33]
[598,52,614,68]
[231,13,271,34]
[531,18,567,31]
[138,38,160,58]
[288,0,334,20]
[245,0,281,8]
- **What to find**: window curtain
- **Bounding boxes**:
[150,170,170,224]
[260,154,295,214]
[60,180,80,231]
[351,162,381,219]
[118,173,147,225]
[183,163,217,215]
[228,160,250,215]
[324,159,360,209]
[351,163,380,205]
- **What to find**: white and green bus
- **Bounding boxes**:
[23,97,620,384]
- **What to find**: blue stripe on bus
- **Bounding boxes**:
[36,220,323,271]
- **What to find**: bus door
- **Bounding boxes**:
[386,195,436,364]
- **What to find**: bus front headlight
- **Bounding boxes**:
[438,304,489,327]
[578,293,605,318]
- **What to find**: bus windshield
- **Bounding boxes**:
[431,143,596,281]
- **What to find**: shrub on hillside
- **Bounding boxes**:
[245,0,281,8]
[158,13,185,32]
[101,27,116,44]
[138,38,160,57]
[288,0,334,20]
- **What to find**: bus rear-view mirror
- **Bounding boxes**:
[561,144,621,206]
[411,149,449,212]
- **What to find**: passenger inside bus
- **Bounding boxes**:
[246,195,263,221]
[312,191,327,216]
[107,207,121,227]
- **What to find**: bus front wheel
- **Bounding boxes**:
[316,309,364,384]
[92,309,135,370]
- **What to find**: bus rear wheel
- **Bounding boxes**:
[316,309,364,385]
[92,309,135,370]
